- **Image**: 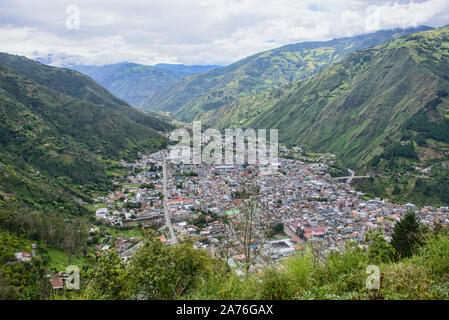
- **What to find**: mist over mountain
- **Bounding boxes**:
[2,0,449,302]
[147,26,433,121]
[61,62,221,109]
[205,25,449,205]
[0,52,170,182]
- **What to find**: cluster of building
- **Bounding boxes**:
[14,244,36,262]
[92,148,449,274]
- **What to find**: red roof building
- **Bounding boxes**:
[51,277,64,290]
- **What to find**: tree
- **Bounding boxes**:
[265,222,284,238]
[125,230,216,299]
[85,249,128,299]
[366,229,394,263]
[192,214,207,228]
[392,184,401,196]
[227,181,273,275]
[391,211,423,259]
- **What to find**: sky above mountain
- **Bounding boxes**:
[0,0,448,66]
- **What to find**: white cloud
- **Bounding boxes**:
[0,0,447,66]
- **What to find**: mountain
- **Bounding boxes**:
[0,56,169,183]
[0,55,169,296]
[0,52,169,256]
[249,26,449,163]
[0,52,177,291]
[154,63,222,74]
[0,54,173,132]
[66,62,221,109]
[211,25,449,206]
[147,27,433,121]
[0,51,172,219]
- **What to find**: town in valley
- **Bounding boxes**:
[85,145,449,276]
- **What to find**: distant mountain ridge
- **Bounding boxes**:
[0,53,173,132]
[154,63,222,74]
[0,52,170,185]
[147,26,433,121]
[246,26,449,165]
[205,25,449,205]
[0,53,171,276]
[63,62,222,109]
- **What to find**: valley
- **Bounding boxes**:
[1,21,449,301]
[147,27,432,121]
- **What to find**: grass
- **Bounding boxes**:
[105,227,143,239]
[87,203,108,211]
[106,168,127,177]
[123,184,143,189]
[185,233,449,300]
[46,248,88,272]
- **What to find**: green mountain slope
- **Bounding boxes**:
[0,53,173,132]
[0,62,168,184]
[154,63,221,74]
[69,63,221,109]
[0,57,173,298]
[147,27,432,121]
[0,53,170,214]
[213,26,449,205]
[249,27,449,162]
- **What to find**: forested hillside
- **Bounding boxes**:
[69,62,221,109]
[208,26,449,206]
[0,55,170,298]
[0,53,173,132]
[148,27,432,121]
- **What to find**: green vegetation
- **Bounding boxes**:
[77,216,449,300]
[405,111,449,144]
[0,230,31,264]
[0,52,171,299]
[0,209,89,260]
[85,231,221,300]
[46,248,90,272]
[0,53,173,132]
[391,211,424,259]
[0,230,53,300]
[356,169,449,207]
[71,63,220,110]
[147,27,431,121]
[0,56,169,183]
[265,223,285,238]
[84,249,128,300]
[382,142,418,160]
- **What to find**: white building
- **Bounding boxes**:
[15,252,32,262]
[96,208,108,219]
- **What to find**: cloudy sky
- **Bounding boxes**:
[0,0,448,66]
